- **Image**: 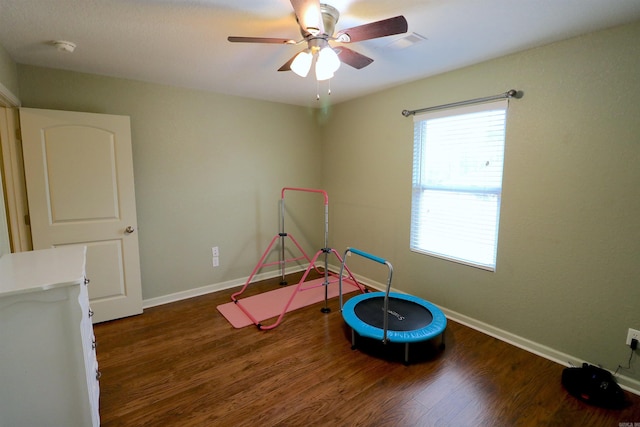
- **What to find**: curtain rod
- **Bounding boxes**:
[401,89,521,117]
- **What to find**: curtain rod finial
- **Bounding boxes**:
[401,110,413,117]
[507,89,523,99]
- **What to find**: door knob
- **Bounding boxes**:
[125,226,135,234]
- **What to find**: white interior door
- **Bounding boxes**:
[20,107,143,323]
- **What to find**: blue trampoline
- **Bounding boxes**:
[339,248,447,364]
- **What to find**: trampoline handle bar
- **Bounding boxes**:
[346,248,386,265]
[341,247,394,344]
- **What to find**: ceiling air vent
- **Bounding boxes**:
[386,32,427,50]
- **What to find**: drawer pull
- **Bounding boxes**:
[92,339,97,350]
[88,308,94,318]
[84,277,90,285]
[96,370,102,380]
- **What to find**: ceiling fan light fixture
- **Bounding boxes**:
[290,50,313,77]
[315,65,334,81]
[315,46,340,81]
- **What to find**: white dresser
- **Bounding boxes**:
[0,246,100,427]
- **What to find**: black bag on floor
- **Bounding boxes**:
[561,363,626,409]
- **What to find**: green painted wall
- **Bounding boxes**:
[16,66,324,300]
[322,21,640,384]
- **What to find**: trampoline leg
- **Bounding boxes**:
[404,343,410,365]
[351,329,357,350]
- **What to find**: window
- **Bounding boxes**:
[410,99,508,271]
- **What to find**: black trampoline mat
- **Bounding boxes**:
[353,296,434,331]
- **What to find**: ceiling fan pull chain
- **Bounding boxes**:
[316,80,320,101]
[328,79,331,96]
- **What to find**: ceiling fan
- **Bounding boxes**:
[227,0,408,81]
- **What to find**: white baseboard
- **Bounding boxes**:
[441,307,640,396]
[142,266,304,309]
[143,265,640,396]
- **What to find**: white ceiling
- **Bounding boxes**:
[1,0,640,108]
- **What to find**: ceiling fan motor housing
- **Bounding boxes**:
[298,3,339,38]
[320,4,339,37]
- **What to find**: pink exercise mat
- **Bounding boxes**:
[217,277,360,328]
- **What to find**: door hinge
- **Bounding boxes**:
[24,214,30,226]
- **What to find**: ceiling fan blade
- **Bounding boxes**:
[334,46,374,69]
[290,0,324,35]
[228,36,296,44]
[277,53,299,72]
[335,16,408,43]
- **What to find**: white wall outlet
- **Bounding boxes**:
[626,328,640,346]
[212,246,220,267]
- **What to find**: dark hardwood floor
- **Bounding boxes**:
[95,273,640,426]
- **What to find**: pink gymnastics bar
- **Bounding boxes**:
[256,248,364,330]
[230,187,366,330]
[230,232,315,302]
[281,187,328,205]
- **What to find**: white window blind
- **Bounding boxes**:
[410,99,508,270]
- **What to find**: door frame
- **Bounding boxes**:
[0,84,31,252]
